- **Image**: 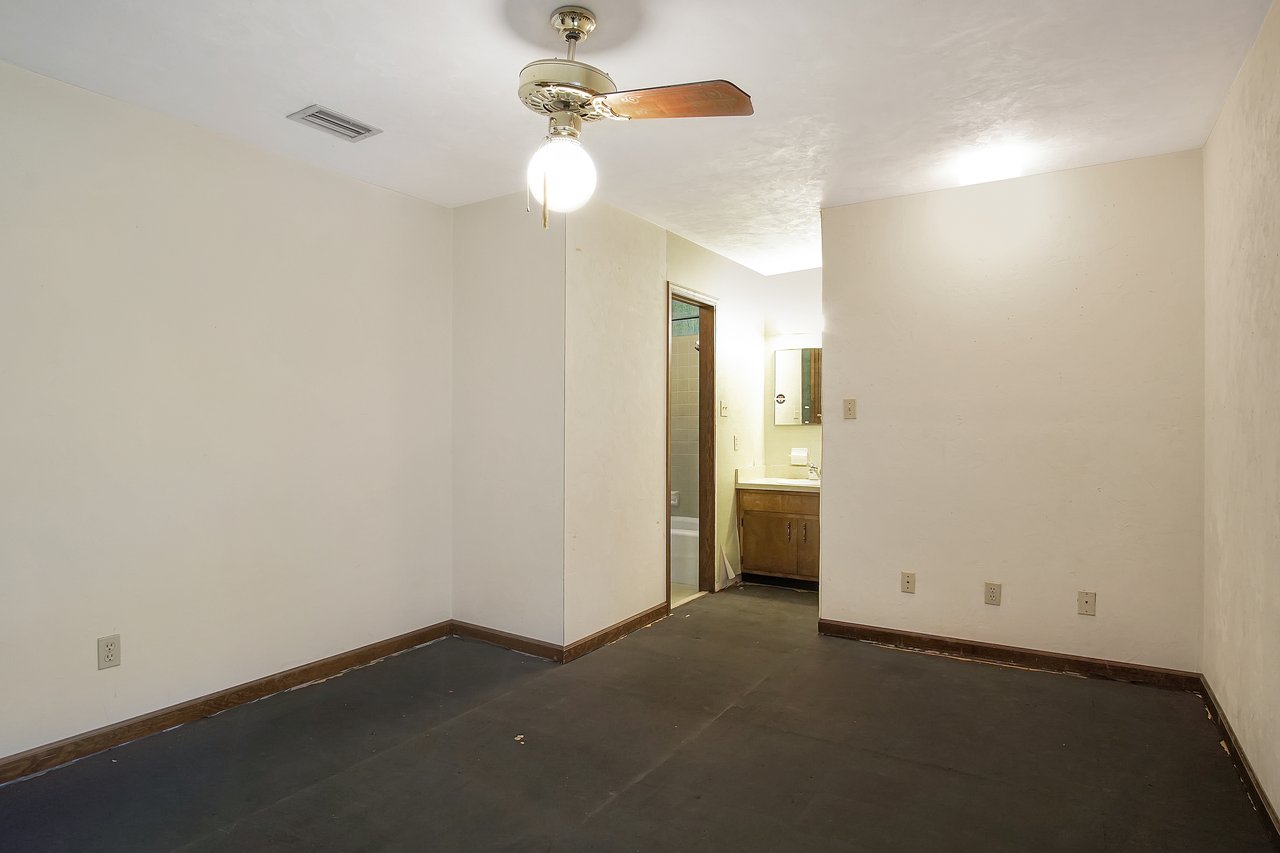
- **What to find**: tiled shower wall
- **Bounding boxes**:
[669,312,699,516]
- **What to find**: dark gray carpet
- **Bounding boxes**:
[1,585,1274,852]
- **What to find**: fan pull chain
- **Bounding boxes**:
[542,172,549,230]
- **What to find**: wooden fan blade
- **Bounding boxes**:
[600,80,753,120]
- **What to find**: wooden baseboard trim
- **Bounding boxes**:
[449,620,565,662]
[451,603,670,665]
[816,618,1201,691]
[1,603,679,786]
[818,619,1277,840]
[562,602,669,663]
[8,609,1274,843]
[0,620,452,786]
[1200,678,1280,843]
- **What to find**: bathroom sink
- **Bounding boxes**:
[736,476,820,491]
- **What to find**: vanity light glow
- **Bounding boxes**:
[527,137,597,213]
[953,141,1032,187]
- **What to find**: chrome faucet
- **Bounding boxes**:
[808,463,821,481]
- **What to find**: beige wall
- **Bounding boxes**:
[564,204,668,644]
[0,62,454,758]
[1203,2,1280,814]
[821,151,1205,671]
[764,333,824,471]
[760,269,825,471]
[451,195,566,645]
[667,236,769,587]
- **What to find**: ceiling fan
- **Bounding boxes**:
[518,5,753,221]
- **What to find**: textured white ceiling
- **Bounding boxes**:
[0,1,1270,274]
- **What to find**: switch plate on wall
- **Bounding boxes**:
[901,571,916,594]
[984,582,1002,606]
[843,398,857,419]
[720,401,729,417]
[98,634,121,670]
[1077,591,1097,616]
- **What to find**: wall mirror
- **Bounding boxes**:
[774,348,822,425]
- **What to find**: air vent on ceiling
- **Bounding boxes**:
[286,105,382,142]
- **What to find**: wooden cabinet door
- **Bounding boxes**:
[796,516,820,578]
[741,511,797,575]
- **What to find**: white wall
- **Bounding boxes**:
[563,204,668,644]
[821,152,1205,671]
[451,195,566,645]
[666,236,769,587]
[1203,1,1280,813]
[0,62,454,758]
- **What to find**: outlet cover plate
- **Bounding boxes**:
[1078,591,1097,616]
[984,582,1002,606]
[901,571,916,594]
[98,634,121,670]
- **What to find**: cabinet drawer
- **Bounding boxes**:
[738,489,819,516]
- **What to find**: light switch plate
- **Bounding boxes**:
[843,398,857,419]
[984,582,1002,606]
[720,401,729,417]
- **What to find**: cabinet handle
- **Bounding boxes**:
[786,521,792,542]
[802,522,808,543]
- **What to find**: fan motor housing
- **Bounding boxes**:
[519,59,617,122]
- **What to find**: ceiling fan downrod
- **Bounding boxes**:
[550,6,596,62]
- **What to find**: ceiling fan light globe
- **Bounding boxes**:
[527,137,597,213]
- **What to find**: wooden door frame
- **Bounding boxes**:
[667,284,718,602]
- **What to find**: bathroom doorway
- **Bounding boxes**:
[668,287,716,609]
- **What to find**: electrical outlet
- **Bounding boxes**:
[901,571,916,594]
[98,634,121,670]
[984,582,1002,606]
[1078,591,1097,616]
[843,398,857,419]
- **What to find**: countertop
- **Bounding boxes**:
[735,476,820,493]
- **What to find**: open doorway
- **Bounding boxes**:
[667,287,715,609]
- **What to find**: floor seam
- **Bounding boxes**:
[575,642,810,825]
[578,668,778,823]
[168,646,562,852]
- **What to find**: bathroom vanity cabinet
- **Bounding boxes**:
[737,488,820,580]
